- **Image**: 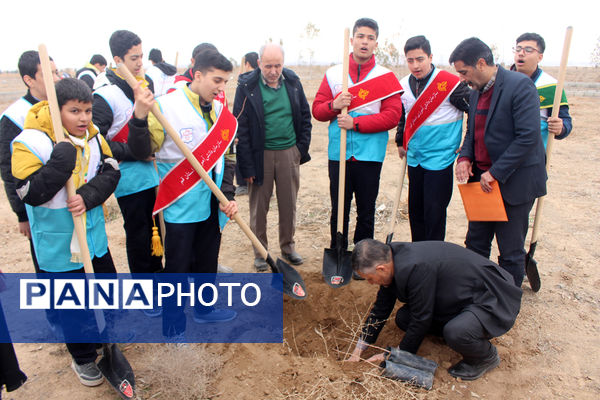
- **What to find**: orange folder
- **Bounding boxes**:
[458,181,508,222]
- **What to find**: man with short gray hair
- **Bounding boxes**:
[234,44,312,271]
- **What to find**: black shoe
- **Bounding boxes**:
[282,251,303,265]
[254,257,268,272]
[448,347,500,381]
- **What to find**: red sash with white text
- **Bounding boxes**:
[112,122,130,143]
[335,71,403,112]
[153,101,237,216]
[403,70,460,149]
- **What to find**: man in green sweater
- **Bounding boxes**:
[234,44,312,271]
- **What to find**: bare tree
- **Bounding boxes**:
[591,36,600,67]
[375,39,402,67]
[490,43,502,65]
[299,22,320,77]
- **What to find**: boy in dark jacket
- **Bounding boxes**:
[92,30,163,276]
[0,51,60,272]
[12,78,120,387]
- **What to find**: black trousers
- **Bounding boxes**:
[395,306,493,363]
[465,199,534,287]
[29,239,41,273]
[407,164,454,242]
[328,160,382,248]
[162,197,221,337]
[43,251,116,365]
[1,302,27,393]
[116,187,163,274]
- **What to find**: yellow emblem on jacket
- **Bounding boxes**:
[221,129,230,141]
[539,95,546,103]
[358,89,369,100]
[437,81,448,91]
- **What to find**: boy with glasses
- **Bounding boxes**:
[511,32,572,148]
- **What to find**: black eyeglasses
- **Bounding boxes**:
[512,46,541,54]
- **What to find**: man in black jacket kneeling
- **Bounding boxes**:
[346,238,522,381]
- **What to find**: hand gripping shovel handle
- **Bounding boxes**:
[526,26,573,292]
[385,157,407,244]
[117,64,307,299]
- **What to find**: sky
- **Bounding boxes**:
[0,0,597,72]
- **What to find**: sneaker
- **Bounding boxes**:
[254,257,268,272]
[282,251,303,265]
[193,309,237,324]
[217,264,234,276]
[235,185,248,196]
[71,360,104,387]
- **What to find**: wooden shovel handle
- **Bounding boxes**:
[387,157,407,238]
[117,64,270,259]
[530,26,573,243]
[38,44,94,275]
[336,28,350,233]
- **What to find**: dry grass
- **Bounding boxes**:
[134,344,223,400]
[273,372,424,400]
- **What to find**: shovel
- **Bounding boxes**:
[117,64,307,300]
[39,44,136,399]
[322,28,353,288]
[385,157,407,245]
[525,26,573,292]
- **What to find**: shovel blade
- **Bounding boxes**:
[267,256,307,300]
[525,241,541,292]
[98,344,135,399]
[322,247,353,288]
[525,255,541,292]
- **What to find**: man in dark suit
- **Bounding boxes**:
[346,239,522,381]
[449,37,547,287]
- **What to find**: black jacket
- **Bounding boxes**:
[361,241,522,354]
[92,69,154,162]
[460,66,547,205]
[233,68,311,186]
[0,91,39,222]
[15,138,120,211]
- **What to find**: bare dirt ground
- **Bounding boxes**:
[1,66,599,399]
